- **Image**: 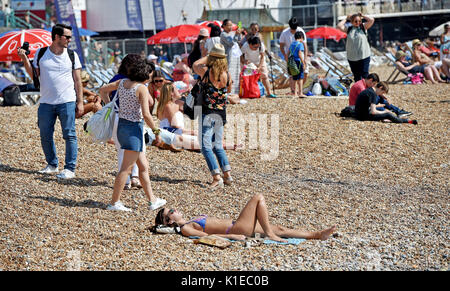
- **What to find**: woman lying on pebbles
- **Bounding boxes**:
[154,194,336,242]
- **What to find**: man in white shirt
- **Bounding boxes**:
[240,36,276,98]
[279,17,309,93]
[18,23,83,179]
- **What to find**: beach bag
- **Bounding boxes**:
[85,86,119,143]
[239,71,261,98]
[408,73,424,84]
[258,81,265,97]
[340,106,356,118]
[287,43,301,76]
[2,85,22,106]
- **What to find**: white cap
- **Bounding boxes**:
[147,54,158,60]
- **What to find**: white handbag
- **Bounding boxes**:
[86,87,119,143]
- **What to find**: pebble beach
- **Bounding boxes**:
[0,66,448,271]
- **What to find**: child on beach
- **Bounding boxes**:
[288,31,306,98]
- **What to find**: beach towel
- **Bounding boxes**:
[264,238,306,245]
[189,236,306,246]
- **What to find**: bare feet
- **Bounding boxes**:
[317,225,336,240]
[267,233,288,243]
[131,176,142,189]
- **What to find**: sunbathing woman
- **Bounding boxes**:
[411,39,444,84]
[157,83,242,151]
[155,194,336,242]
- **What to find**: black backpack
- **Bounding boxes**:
[183,68,209,120]
[2,85,22,106]
[339,106,356,118]
[32,47,75,90]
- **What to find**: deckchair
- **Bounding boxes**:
[384,52,409,84]
[321,48,354,76]
[315,52,353,80]
[85,66,105,87]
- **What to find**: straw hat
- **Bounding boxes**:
[81,71,90,83]
[395,50,406,60]
[199,28,209,37]
[208,43,226,58]
[412,39,421,47]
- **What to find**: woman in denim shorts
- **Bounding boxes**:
[99,56,166,212]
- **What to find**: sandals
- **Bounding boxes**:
[131,176,142,189]
[209,177,224,189]
[223,176,233,186]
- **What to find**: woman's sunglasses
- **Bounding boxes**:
[164,209,175,224]
[153,79,164,83]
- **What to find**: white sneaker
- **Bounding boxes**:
[56,169,75,179]
[106,201,132,212]
[38,165,59,174]
[149,198,166,211]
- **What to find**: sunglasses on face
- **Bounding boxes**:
[153,79,164,83]
[60,34,72,40]
[164,209,175,224]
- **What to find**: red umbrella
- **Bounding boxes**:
[147,24,203,45]
[306,26,347,41]
[0,29,52,62]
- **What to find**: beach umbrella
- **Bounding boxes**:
[78,28,99,37]
[44,27,99,37]
[147,24,203,45]
[306,26,347,41]
[429,21,450,37]
[0,29,52,62]
[0,29,20,38]
[306,26,347,47]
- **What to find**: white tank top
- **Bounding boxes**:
[118,79,143,122]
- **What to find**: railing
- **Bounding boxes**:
[4,13,32,29]
[1,10,50,29]
[336,0,450,17]
[24,10,50,29]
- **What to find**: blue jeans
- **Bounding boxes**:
[348,56,370,82]
[38,102,77,172]
[199,114,231,176]
[375,95,400,115]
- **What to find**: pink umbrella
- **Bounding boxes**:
[0,29,52,62]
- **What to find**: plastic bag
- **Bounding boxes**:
[86,91,118,143]
[230,43,242,58]
[312,82,322,95]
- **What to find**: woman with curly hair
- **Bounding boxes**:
[193,44,233,188]
[99,56,166,212]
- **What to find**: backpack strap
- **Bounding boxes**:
[37,47,75,70]
[36,47,48,69]
[67,49,75,69]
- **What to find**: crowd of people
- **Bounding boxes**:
[12,21,338,243]
[12,16,450,242]
[384,23,450,83]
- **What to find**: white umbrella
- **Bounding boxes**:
[429,21,450,37]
